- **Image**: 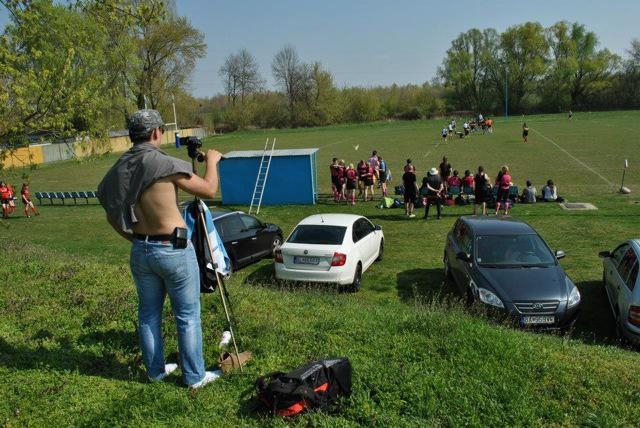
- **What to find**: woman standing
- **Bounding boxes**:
[357,160,368,198]
[378,155,389,197]
[337,160,347,202]
[473,166,491,216]
[494,165,513,215]
[363,161,375,202]
[346,163,358,205]
[330,158,340,201]
[522,123,529,143]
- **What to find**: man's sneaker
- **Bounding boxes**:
[409,214,416,218]
[149,363,178,382]
[189,370,223,390]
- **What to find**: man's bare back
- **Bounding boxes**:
[132,176,186,235]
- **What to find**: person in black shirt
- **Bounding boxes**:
[439,156,452,191]
[402,169,418,218]
[473,165,491,215]
[421,168,444,219]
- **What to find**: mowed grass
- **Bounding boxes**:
[1,111,640,426]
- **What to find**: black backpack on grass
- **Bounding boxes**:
[255,358,352,417]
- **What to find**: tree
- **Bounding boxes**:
[0,0,117,158]
[219,48,264,106]
[272,45,307,124]
[493,22,549,113]
[438,28,499,112]
[82,0,205,116]
[135,13,206,111]
[545,22,619,110]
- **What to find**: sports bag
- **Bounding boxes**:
[256,358,352,417]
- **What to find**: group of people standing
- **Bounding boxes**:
[401,160,514,218]
[330,151,390,205]
[0,181,39,219]
[441,114,494,141]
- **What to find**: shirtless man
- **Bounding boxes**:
[98,109,222,389]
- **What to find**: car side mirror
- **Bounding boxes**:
[375,224,382,231]
[598,250,611,258]
[555,250,566,259]
[456,252,471,262]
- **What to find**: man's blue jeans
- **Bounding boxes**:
[130,239,205,386]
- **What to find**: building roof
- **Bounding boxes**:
[460,216,536,235]
[223,148,318,158]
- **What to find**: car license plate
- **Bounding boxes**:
[294,256,319,265]
[522,315,555,325]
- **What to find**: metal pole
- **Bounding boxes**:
[504,67,509,120]
[172,94,178,131]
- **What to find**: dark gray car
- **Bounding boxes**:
[444,216,580,329]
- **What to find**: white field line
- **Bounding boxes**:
[531,127,615,187]
[423,138,444,159]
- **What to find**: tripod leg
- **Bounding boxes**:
[197,209,243,372]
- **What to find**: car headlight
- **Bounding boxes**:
[567,281,581,308]
[477,286,504,309]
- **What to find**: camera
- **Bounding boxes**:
[175,134,204,162]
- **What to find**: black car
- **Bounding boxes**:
[443,216,580,329]
[211,211,283,271]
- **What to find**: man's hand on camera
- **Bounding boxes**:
[205,149,222,165]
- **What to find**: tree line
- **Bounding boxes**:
[214,22,640,130]
[2,1,640,151]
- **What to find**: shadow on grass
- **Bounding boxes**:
[244,263,344,294]
[569,280,618,346]
[396,268,460,304]
[0,329,143,381]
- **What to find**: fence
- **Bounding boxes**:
[1,127,209,169]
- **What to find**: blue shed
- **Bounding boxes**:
[219,148,318,206]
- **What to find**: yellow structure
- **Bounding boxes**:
[1,127,207,169]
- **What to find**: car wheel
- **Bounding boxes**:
[271,235,282,258]
[376,239,384,262]
[349,263,362,292]
[443,252,453,280]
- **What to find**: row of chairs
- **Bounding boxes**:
[35,191,98,205]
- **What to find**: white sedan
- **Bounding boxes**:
[274,214,384,291]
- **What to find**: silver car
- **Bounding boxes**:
[599,240,640,345]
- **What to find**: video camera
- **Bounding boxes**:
[175,134,204,162]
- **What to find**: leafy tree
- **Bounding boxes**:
[0,0,116,166]
[438,28,499,112]
[544,22,619,110]
[493,22,549,113]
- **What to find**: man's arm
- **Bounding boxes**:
[107,215,134,242]
[174,149,222,199]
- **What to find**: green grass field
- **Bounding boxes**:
[2,111,640,426]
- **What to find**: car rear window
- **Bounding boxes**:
[287,225,346,245]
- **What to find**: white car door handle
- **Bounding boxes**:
[231,241,238,245]
[251,237,257,240]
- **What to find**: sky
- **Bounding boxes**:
[1,0,639,98]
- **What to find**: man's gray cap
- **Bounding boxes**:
[127,109,165,136]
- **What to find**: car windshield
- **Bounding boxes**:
[475,234,556,267]
[287,225,346,245]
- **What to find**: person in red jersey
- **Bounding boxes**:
[21,183,40,218]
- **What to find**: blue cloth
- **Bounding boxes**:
[130,239,205,386]
[183,200,231,277]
